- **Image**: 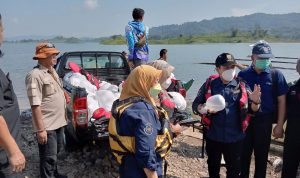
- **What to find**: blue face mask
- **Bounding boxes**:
[255,59,271,70]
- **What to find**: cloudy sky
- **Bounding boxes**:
[1,0,300,38]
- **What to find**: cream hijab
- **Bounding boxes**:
[120,65,162,106]
[147,60,175,84]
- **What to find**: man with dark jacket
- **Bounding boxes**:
[281,59,300,178]
[193,53,261,178]
[0,13,26,178]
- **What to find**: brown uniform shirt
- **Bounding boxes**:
[25,65,67,131]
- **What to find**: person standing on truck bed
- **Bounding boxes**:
[125,8,149,68]
[25,42,67,178]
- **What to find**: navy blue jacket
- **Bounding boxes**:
[118,101,162,178]
[238,66,289,116]
[193,77,249,143]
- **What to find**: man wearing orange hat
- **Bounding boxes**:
[25,42,67,178]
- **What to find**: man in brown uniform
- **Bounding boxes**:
[25,42,67,178]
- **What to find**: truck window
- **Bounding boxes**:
[65,56,82,69]
[82,56,97,69]
[111,55,124,68]
[97,55,109,68]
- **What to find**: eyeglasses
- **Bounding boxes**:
[37,43,55,53]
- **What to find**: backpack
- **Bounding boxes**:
[271,69,279,123]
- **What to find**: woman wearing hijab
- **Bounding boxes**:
[147,60,182,134]
[110,65,164,178]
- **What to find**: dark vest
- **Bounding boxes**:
[287,80,300,123]
[0,69,21,164]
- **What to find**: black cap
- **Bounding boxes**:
[215,53,236,67]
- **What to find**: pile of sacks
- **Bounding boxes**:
[63,72,122,120]
[63,71,188,120]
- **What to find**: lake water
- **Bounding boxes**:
[0,42,299,111]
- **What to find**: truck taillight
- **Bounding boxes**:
[73,97,88,127]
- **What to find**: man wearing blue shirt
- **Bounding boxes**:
[125,8,149,68]
[193,53,261,178]
[238,40,289,178]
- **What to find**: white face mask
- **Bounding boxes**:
[221,69,236,82]
[161,76,172,89]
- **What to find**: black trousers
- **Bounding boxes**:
[38,127,64,178]
[206,138,243,178]
[132,58,146,68]
[241,115,273,178]
[282,121,300,178]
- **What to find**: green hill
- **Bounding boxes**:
[150,13,300,40]
[100,31,298,45]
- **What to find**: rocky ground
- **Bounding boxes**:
[19,110,297,178]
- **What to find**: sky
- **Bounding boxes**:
[1,0,300,39]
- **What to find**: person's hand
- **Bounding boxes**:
[135,35,146,47]
[273,124,284,139]
[170,123,182,135]
[236,63,247,70]
[128,61,134,69]
[207,109,217,114]
[197,104,207,114]
[8,149,26,173]
[64,91,71,104]
[37,130,47,145]
[248,84,261,104]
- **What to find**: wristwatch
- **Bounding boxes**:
[251,100,261,105]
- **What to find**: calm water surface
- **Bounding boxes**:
[0,42,299,110]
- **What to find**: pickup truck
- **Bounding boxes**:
[55,51,131,148]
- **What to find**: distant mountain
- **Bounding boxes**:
[4,35,104,43]
[5,35,57,41]
[149,13,300,39]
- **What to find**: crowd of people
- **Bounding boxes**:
[0,7,299,178]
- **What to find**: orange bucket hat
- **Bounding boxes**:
[33,42,60,60]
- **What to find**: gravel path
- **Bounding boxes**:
[19,110,296,178]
